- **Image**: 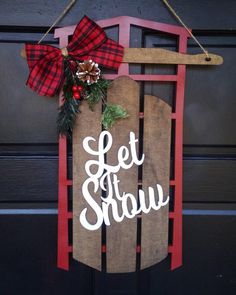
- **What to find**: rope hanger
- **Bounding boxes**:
[21,0,222,65]
[38,0,76,44]
[38,0,210,59]
[162,0,210,60]
[20,0,76,58]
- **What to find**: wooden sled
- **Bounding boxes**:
[55,16,223,272]
[73,76,171,272]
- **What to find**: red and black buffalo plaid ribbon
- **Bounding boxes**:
[25,15,124,97]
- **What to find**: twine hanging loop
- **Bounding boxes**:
[162,0,211,61]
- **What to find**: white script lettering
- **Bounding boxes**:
[79,131,169,230]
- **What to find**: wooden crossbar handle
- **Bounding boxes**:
[123,48,223,65]
[20,47,223,66]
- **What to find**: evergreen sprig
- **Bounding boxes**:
[86,79,110,110]
[57,96,81,138]
[57,57,129,137]
[57,58,81,138]
[102,104,128,129]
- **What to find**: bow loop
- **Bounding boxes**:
[25,15,124,97]
[26,48,64,97]
[67,15,107,55]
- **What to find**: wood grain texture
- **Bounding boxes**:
[0,43,232,145]
[0,157,58,202]
[0,0,236,30]
[1,215,236,294]
[0,215,94,294]
[0,43,58,144]
[106,76,140,273]
[141,95,171,269]
[73,101,102,271]
[1,156,236,203]
[20,47,223,65]
[123,48,223,65]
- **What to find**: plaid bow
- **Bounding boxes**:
[25,15,124,97]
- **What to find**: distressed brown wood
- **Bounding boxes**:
[20,46,223,65]
[123,48,223,65]
[73,101,102,271]
[141,95,171,269]
[106,76,140,273]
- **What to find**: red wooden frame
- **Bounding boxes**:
[55,16,190,271]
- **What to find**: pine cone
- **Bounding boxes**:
[76,60,101,85]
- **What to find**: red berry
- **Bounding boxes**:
[72,85,78,92]
[77,85,83,91]
[73,92,81,99]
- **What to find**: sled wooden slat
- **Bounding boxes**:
[123,48,223,65]
[141,95,172,269]
[106,76,140,273]
[73,101,102,271]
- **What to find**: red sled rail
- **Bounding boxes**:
[55,16,190,271]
